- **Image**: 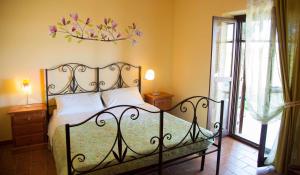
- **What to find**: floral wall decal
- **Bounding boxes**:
[49,13,142,45]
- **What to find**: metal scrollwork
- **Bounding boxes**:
[48,84,56,90]
[65,97,223,174]
[72,153,86,164]
[161,97,222,150]
[68,105,162,174]
[46,61,141,112]
[98,62,140,92]
[46,62,141,99]
[77,65,87,72]
[46,63,99,96]
[46,63,223,175]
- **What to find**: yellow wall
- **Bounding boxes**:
[171,0,246,124]
[0,0,174,141]
[0,0,247,141]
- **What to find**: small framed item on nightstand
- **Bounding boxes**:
[144,92,173,110]
[8,103,47,150]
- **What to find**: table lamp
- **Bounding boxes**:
[22,79,31,106]
[145,69,160,96]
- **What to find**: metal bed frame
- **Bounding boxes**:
[45,62,224,175]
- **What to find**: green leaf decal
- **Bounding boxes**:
[48,14,142,44]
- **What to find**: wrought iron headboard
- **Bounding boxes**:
[45,62,141,117]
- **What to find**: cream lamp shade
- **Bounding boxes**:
[22,79,31,94]
[145,69,155,80]
[145,69,159,96]
[22,79,31,106]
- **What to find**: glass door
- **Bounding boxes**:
[231,15,282,151]
[209,15,283,167]
[231,15,262,146]
[208,17,236,135]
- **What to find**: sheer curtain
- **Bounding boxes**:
[245,0,284,165]
[245,0,284,124]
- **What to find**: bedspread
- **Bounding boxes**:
[52,109,213,175]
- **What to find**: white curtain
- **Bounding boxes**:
[245,0,284,124]
[245,0,284,165]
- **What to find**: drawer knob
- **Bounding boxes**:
[27,117,31,121]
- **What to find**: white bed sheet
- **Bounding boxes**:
[47,103,159,146]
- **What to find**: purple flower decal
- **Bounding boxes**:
[61,17,66,25]
[49,25,57,34]
[71,23,78,32]
[85,18,90,25]
[49,13,142,45]
[70,13,78,21]
[112,20,118,29]
[88,29,95,37]
[135,29,142,37]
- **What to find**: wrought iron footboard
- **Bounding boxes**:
[65,96,224,175]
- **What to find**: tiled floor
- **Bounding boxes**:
[0,137,277,175]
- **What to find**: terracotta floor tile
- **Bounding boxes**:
[0,169,15,175]
[0,137,278,175]
[30,162,47,175]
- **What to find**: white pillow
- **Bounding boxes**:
[55,92,104,115]
[102,87,144,107]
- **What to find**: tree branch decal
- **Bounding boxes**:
[49,13,142,45]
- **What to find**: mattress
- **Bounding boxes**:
[49,103,214,175]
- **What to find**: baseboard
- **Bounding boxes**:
[0,140,13,145]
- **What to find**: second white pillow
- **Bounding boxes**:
[56,92,104,115]
[102,87,144,107]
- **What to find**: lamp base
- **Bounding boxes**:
[151,91,160,96]
[24,95,31,107]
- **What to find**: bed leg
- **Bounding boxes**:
[200,150,206,171]
[216,100,224,175]
[158,110,164,175]
[65,124,72,175]
[216,146,221,175]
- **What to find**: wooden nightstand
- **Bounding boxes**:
[8,103,47,149]
[144,92,173,110]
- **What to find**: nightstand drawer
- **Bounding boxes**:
[8,103,47,148]
[15,133,44,146]
[14,123,44,136]
[13,111,45,125]
[154,98,172,110]
[144,92,173,110]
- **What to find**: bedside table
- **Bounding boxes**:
[8,103,47,148]
[144,92,173,110]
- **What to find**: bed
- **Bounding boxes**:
[45,62,224,175]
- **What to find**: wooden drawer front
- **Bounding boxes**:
[14,123,44,136]
[13,111,45,125]
[154,98,172,110]
[15,133,44,146]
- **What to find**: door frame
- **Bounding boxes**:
[207,16,237,136]
[208,15,269,167]
[227,15,261,148]
[227,15,269,167]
